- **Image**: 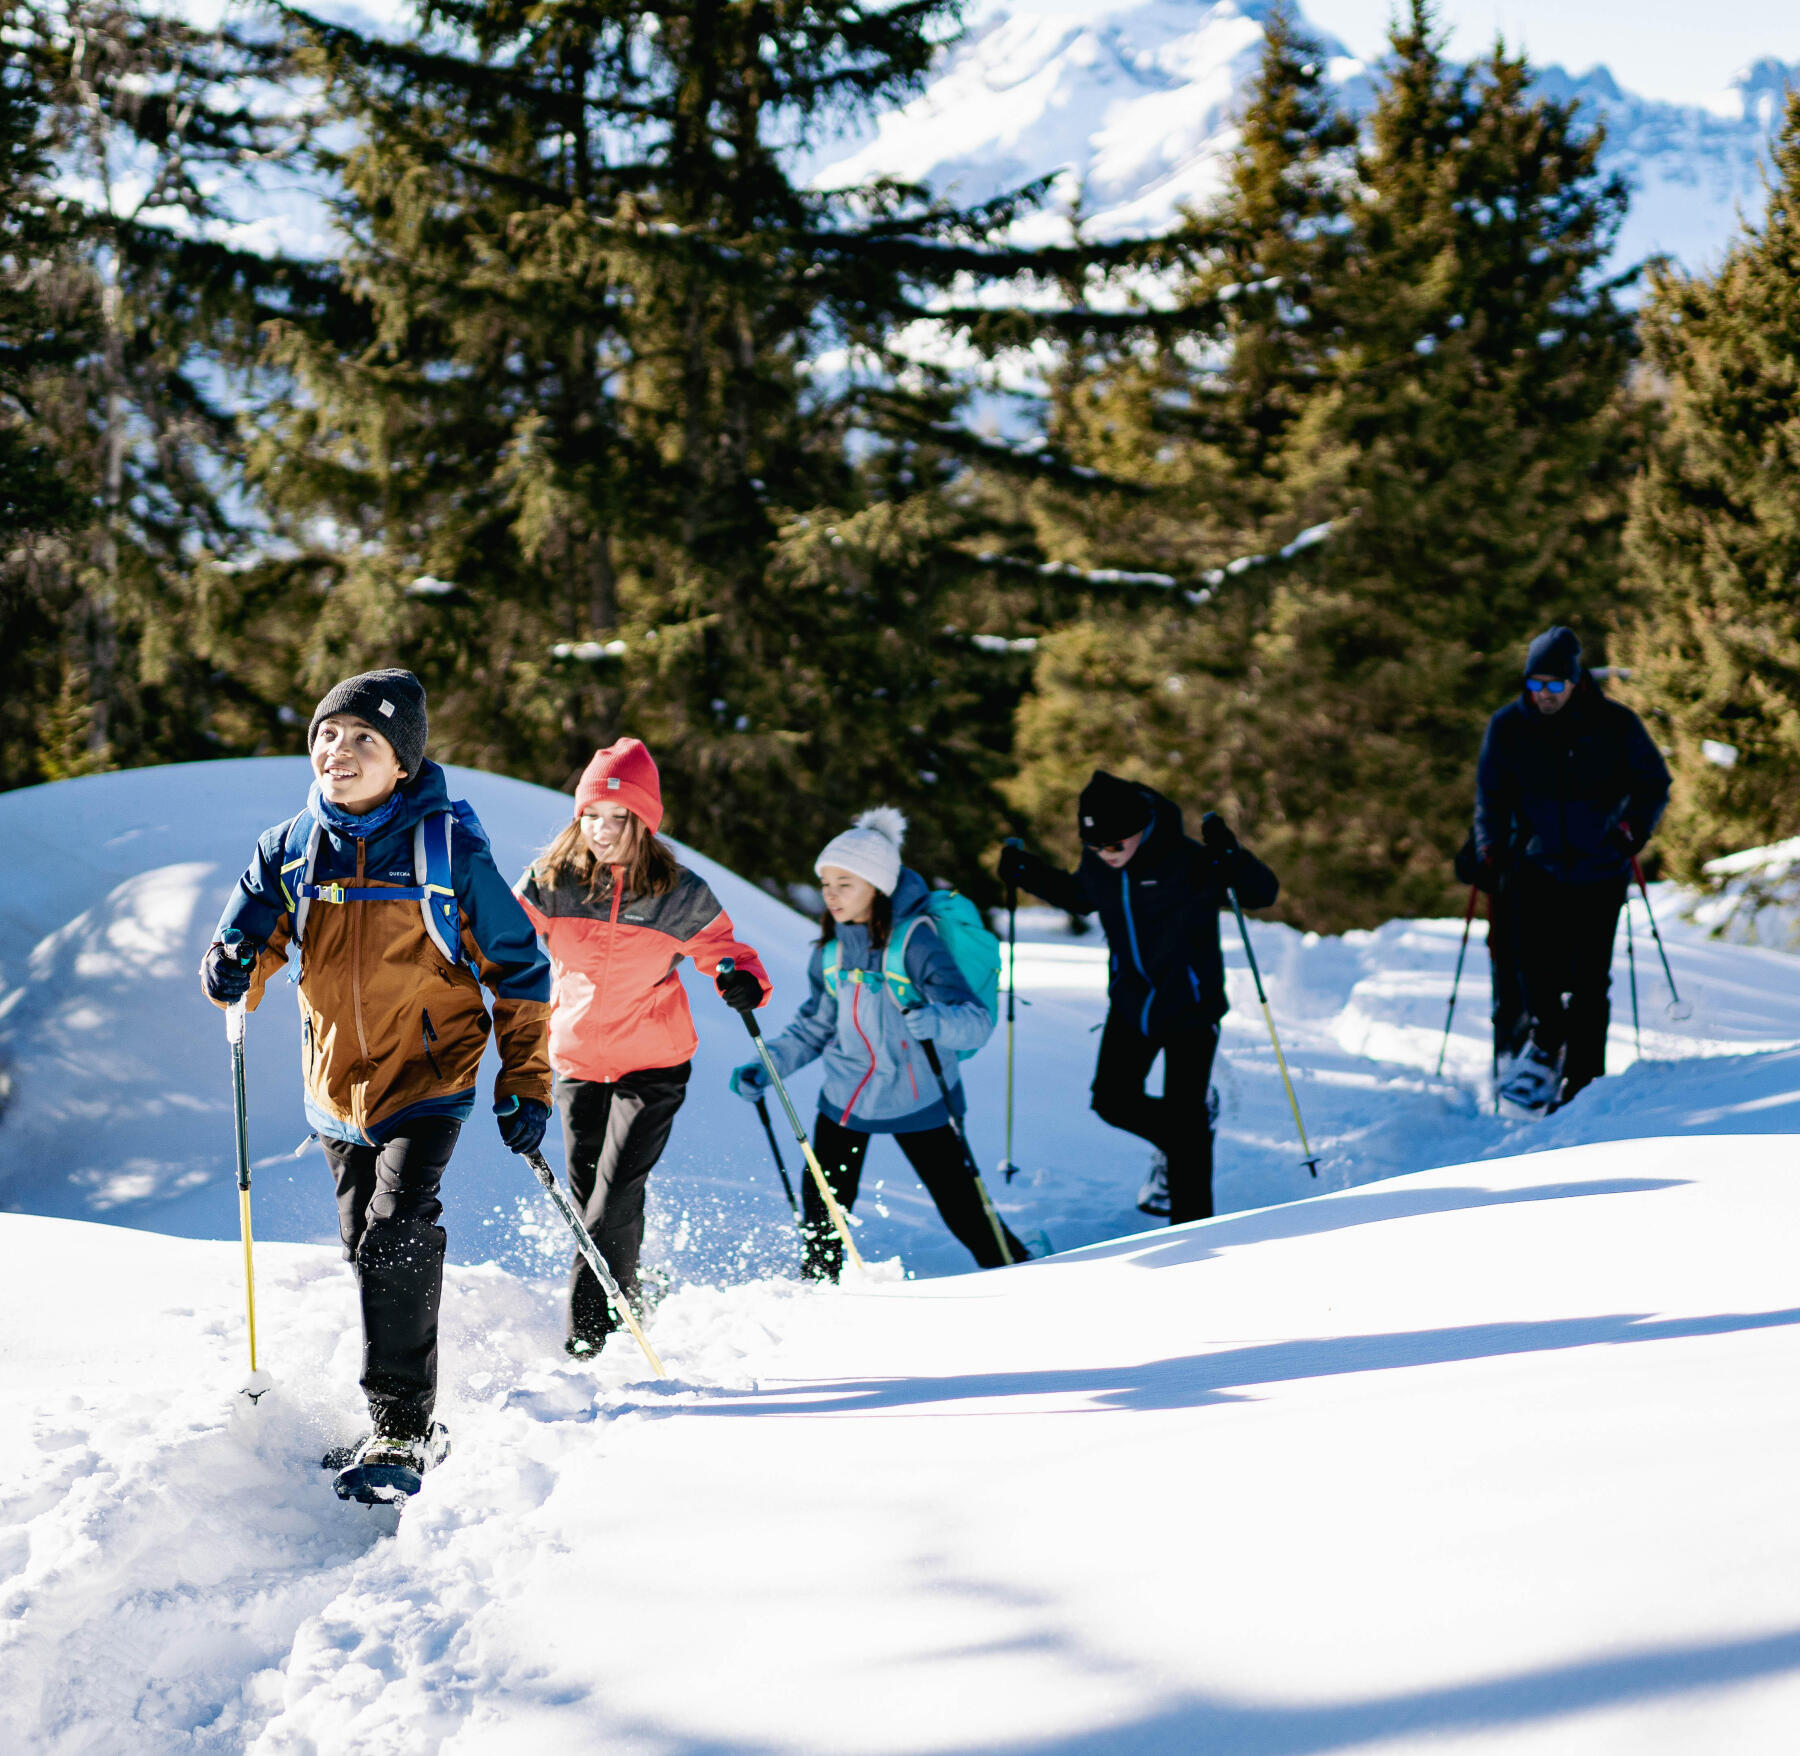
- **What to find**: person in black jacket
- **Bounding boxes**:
[1474,626,1670,1112]
[1000,772,1279,1224]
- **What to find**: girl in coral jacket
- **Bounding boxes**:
[729,808,1030,1281]
[515,739,771,1356]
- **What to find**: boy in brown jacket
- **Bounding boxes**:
[201,670,551,1494]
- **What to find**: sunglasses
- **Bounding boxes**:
[1525,677,1572,695]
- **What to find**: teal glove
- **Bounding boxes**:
[730,1062,770,1104]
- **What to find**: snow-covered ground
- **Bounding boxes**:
[5,759,1800,1750]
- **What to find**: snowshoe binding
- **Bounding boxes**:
[330,1422,451,1505]
[1496,1040,1563,1120]
[1136,1153,1170,1218]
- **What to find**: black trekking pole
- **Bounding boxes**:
[1626,899,1642,1060]
[754,1097,801,1221]
[1631,857,1691,1020]
[220,931,271,1404]
[1225,886,1320,1176]
[914,1034,1018,1266]
[1000,840,1021,1183]
[719,960,864,1270]
[1434,885,1480,1078]
[521,1147,666,1378]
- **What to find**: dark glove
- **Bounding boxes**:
[1200,812,1239,857]
[716,967,763,1013]
[494,1094,551,1155]
[998,841,1031,889]
[1605,819,1641,859]
[201,937,257,1003]
[1472,847,1505,895]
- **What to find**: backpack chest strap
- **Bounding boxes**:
[300,882,431,905]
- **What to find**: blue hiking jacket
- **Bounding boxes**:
[760,869,994,1133]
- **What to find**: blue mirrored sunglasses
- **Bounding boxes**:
[1525,677,1571,694]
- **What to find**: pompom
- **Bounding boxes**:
[853,805,908,850]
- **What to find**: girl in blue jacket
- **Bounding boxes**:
[730,809,1027,1280]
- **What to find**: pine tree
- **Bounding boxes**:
[0,1,299,787]
[246,0,1132,889]
[1619,90,1800,877]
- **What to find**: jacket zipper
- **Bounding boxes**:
[841,980,880,1127]
[351,838,369,1062]
[1120,871,1154,1034]
[597,866,624,1073]
[421,1009,443,1079]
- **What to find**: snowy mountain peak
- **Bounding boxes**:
[806,0,1794,268]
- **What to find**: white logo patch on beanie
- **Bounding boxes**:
[378,699,395,717]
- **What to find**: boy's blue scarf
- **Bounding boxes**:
[308,778,407,840]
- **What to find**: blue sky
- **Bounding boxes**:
[1304,0,1797,110]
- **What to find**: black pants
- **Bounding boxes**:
[558,1064,690,1344]
[1486,878,1531,1064]
[1513,866,1627,1098]
[804,1112,1030,1282]
[1091,1012,1219,1224]
[320,1117,459,1440]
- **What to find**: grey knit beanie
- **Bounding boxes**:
[307,669,429,778]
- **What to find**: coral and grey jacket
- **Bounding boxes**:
[209,763,552,1146]
[1013,788,1278,1038]
[1474,677,1671,884]
[514,863,770,1083]
[759,868,994,1134]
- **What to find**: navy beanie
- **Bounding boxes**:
[1524,626,1582,682]
[1077,771,1154,846]
[307,669,429,778]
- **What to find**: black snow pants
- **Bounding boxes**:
[557,1063,690,1345]
[1513,866,1627,1099]
[1485,876,1531,1066]
[321,1116,459,1440]
[804,1112,1031,1283]
[1091,1011,1219,1224]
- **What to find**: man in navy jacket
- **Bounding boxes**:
[1474,626,1670,1111]
[1001,772,1278,1223]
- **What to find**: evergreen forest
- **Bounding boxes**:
[5,0,1800,929]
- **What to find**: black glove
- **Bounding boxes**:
[1200,812,1239,860]
[716,967,763,1013]
[1605,819,1642,859]
[201,938,256,1003]
[998,841,1031,888]
[494,1095,551,1155]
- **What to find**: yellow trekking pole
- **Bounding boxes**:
[222,931,272,1403]
[1224,888,1321,1178]
[722,959,865,1271]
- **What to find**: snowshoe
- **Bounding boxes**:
[1496,1040,1562,1119]
[331,1422,451,1505]
[1018,1227,1055,1260]
[1136,1153,1170,1218]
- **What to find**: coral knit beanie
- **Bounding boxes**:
[574,738,664,833]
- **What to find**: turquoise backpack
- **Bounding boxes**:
[822,889,1001,1061]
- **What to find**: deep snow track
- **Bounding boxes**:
[4,1138,1800,1752]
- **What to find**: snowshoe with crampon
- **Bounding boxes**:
[1496,1040,1562,1120]
[330,1422,451,1505]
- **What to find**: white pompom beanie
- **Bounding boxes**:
[815,807,907,896]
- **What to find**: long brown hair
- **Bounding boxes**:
[536,810,680,904]
[818,888,892,951]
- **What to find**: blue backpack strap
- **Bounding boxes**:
[883,917,925,1008]
[822,940,842,995]
[279,809,321,947]
[415,809,462,968]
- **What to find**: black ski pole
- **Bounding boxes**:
[754,1097,801,1220]
[1630,857,1690,1019]
[1435,885,1479,1078]
[719,960,864,1269]
[521,1147,666,1377]
[1225,885,1320,1176]
[915,1035,1017,1266]
[1001,839,1021,1183]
